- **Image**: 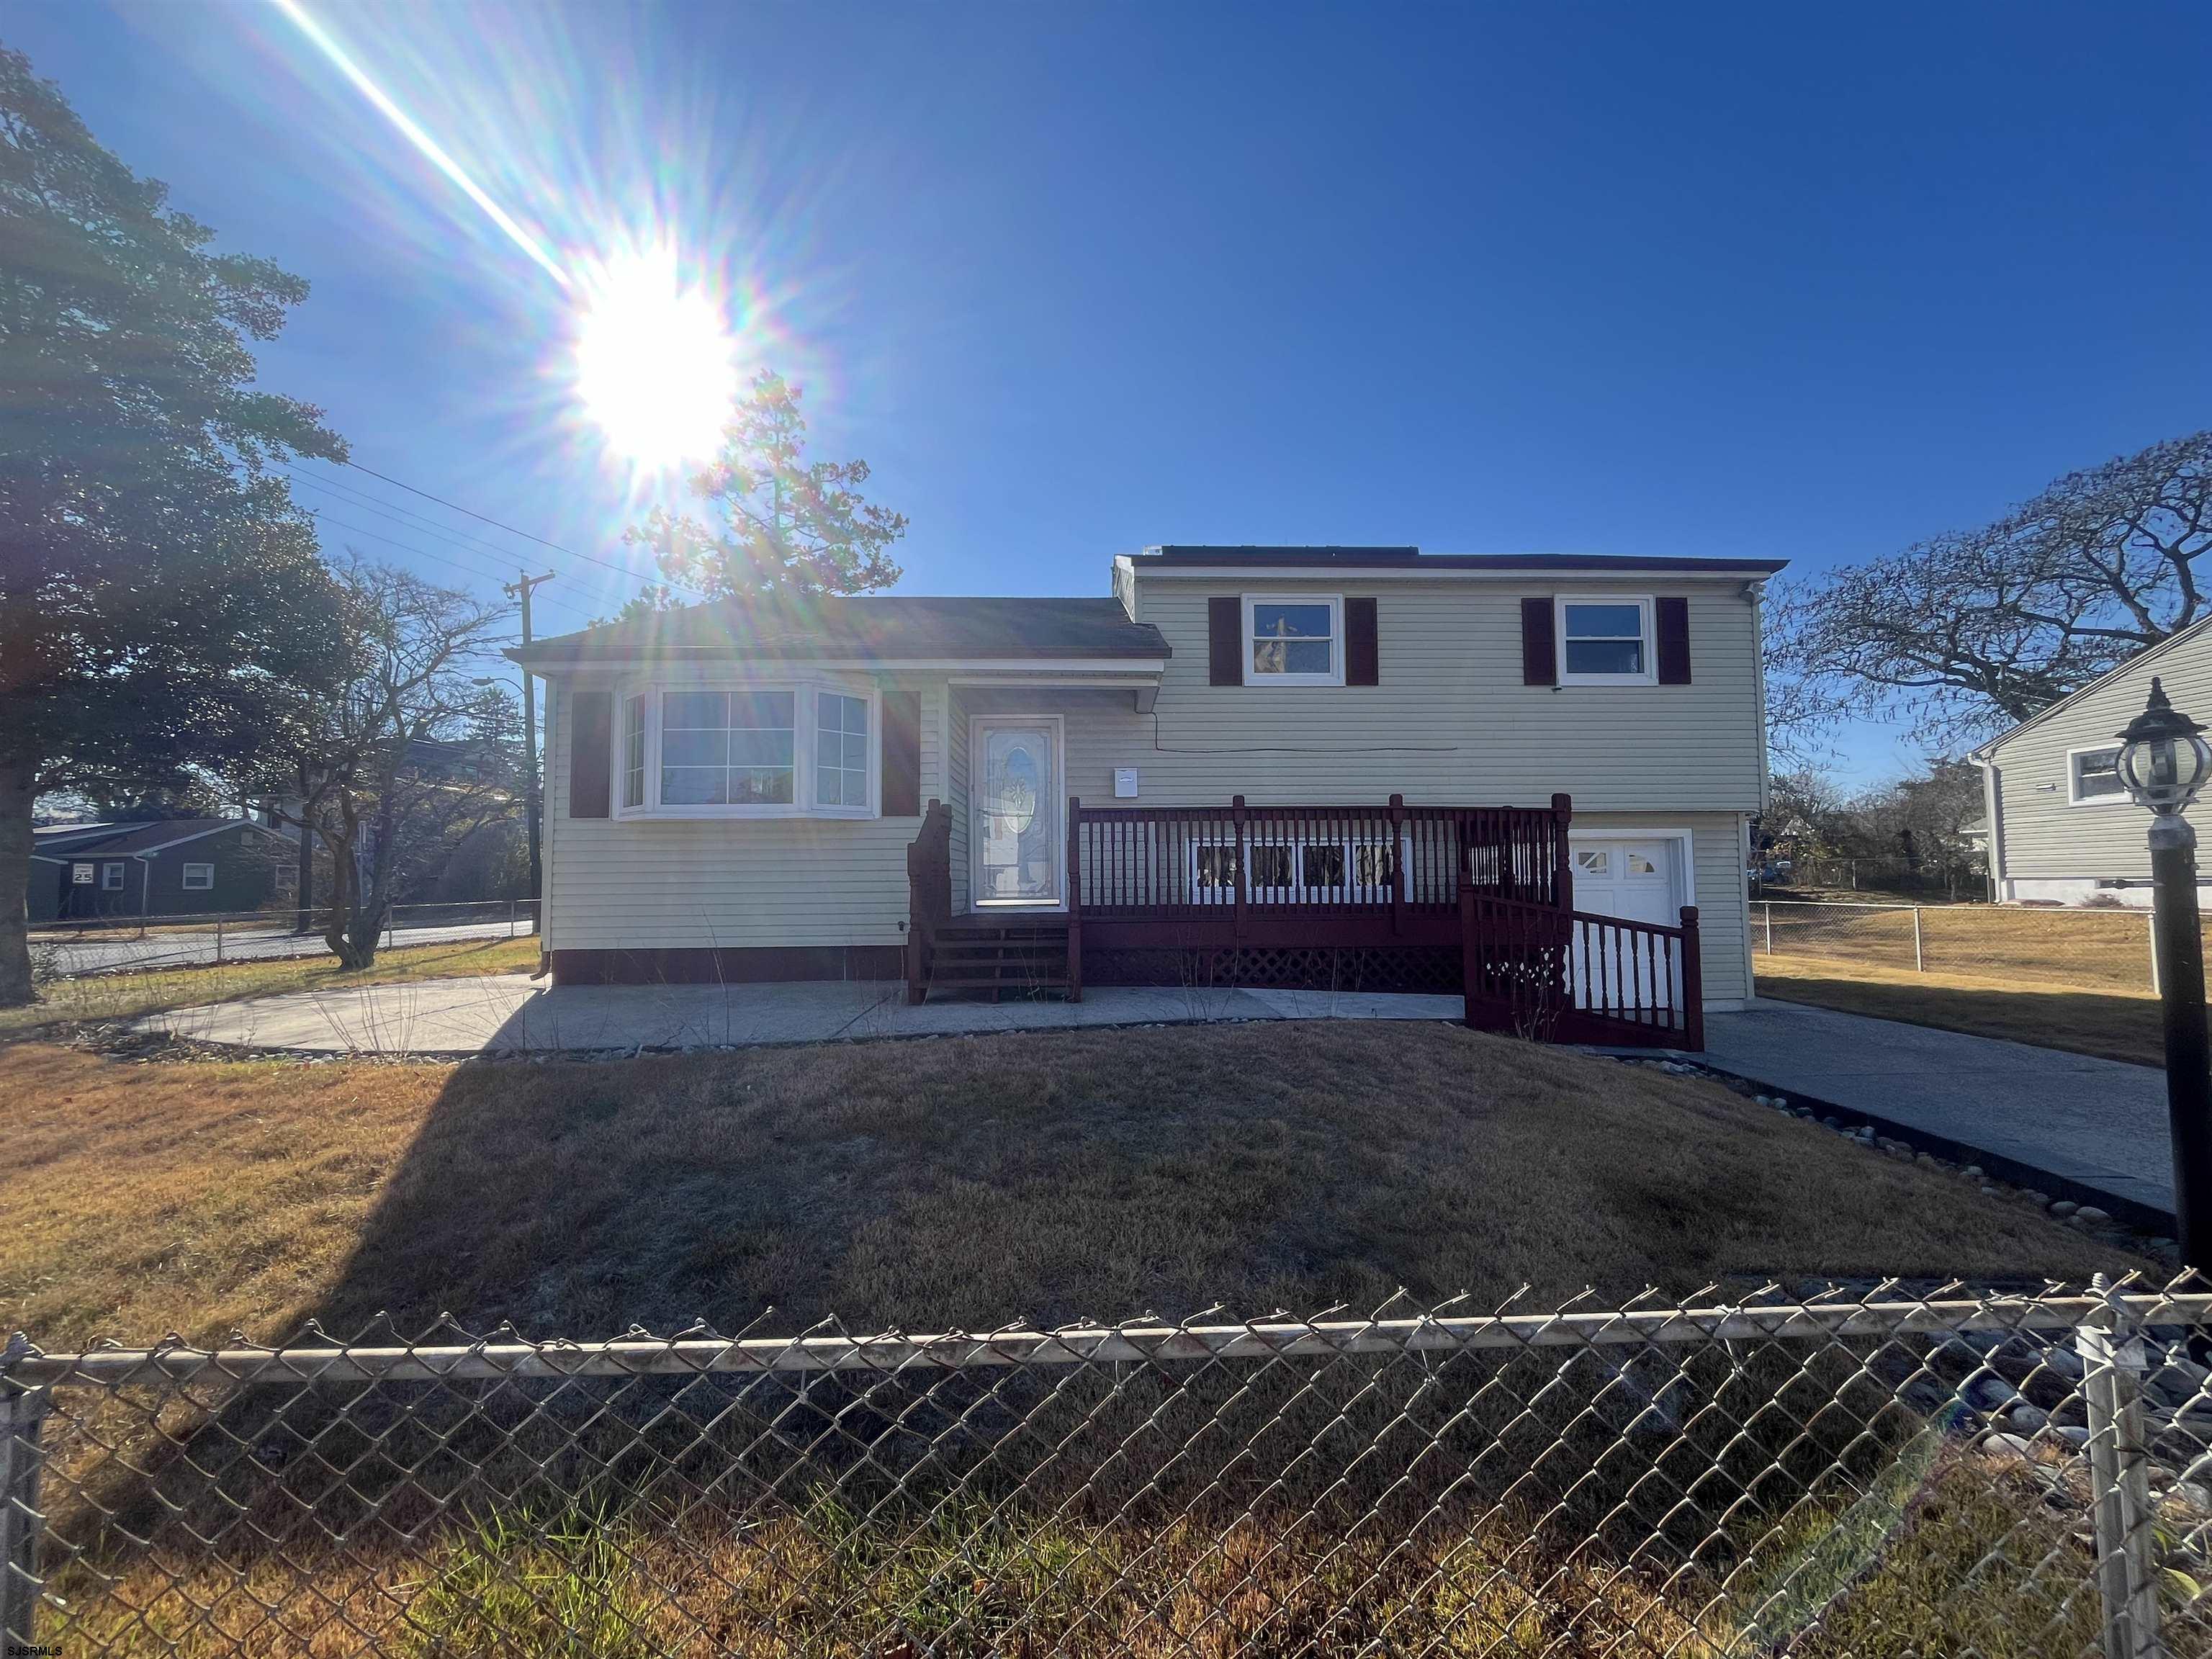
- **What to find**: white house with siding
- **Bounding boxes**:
[513,546,1784,1045]
[1972,616,2212,907]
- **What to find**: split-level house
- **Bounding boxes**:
[513,546,1784,1049]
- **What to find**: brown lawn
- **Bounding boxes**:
[1754,951,2176,1066]
[1,1022,2144,1352]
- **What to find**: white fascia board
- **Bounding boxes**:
[544,657,1169,675]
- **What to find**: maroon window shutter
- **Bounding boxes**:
[1520,598,1557,686]
[1208,596,1242,685]
[569,689,612,818]
[1346,597,1379,685]
[1655,597,1692,684]
[881,684,922,817]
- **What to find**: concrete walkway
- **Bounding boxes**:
[1704,999,2175,1219]
[141,975,1466,1058]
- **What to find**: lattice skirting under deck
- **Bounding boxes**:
[1084,944,1462,994]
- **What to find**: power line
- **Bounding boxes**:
[300,507,603,624]
[331,457,713,600]
[282,467,584,573]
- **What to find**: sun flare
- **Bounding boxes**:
[568,246,739,471]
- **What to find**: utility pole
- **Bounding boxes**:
[505,570,557,901]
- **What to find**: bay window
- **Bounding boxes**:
[613,678,876,819]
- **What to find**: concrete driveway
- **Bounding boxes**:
[141,975,1466,1058]
[1704,999,2175,1220]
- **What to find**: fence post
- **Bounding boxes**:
[2152,912,2164,997]
[1912,907,1924,973]
[214,915,224,965]
[1763,901,1773,955]
[1,1384,51,1646]
[2079,1280,2163,1659]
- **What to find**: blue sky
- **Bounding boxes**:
[12,2,2209,781]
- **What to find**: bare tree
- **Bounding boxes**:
[1768,431,2212,749]
[264,564,515,970]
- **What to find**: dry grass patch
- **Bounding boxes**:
[1755,951,2176,1066]
[1,1022,2143,1352]
[0,935,539,1045]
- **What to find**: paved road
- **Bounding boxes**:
[39,919,536,977]
[1704,998,2174,1221]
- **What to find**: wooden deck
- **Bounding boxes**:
[907,793,1704,1050]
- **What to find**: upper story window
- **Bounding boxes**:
[2069,744,2128,806]
[615,679,876,819]
[1245,595,1344,686]
[1556,596,1655,685]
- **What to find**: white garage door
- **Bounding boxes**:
[1568,838,1685,1012]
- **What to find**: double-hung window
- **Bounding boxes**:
[1244,595,1344,686]
[181,862,215,891]
[100,862,125,891]
[816,693,870,809]
[1556,597,1655,685]
[2069,745,2127,806]
[621,693,647,810]
[614,680,875,819]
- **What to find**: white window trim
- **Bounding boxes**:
[100,861,125,891]
[1555,594,1658,687]
[2065,742,2131,808]
[1241,593,1345,688]
[181,862,215,891]
[610,675,881,822]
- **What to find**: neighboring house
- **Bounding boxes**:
[512,546,1784,1046]
[27,818,295,924]
[1971,616,2212,907]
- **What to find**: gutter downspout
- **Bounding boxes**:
[1974,757,2005,904]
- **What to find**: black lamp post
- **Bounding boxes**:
[2116,676,2212,1267]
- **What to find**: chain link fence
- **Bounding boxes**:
[1753,899,2178,994]
[28,900,541,980]
[8,1279,2212,1655]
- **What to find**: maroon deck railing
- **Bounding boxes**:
[1067,793,1572,927]
[904,799,951,1005]
[1460,892,1704,1050]
[910,791,1704,1050]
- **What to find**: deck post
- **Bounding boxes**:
[1065,796,1083,1002]
[1457,876,1479,1028]
[1388,793,1407,935]
[1550,792,1574,912]
[1232,794,1249,939]
[1678,905,1704,1051]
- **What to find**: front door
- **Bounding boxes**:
[974,719,1061,906]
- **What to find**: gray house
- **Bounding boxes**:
[513,546,1784,1043]
[28,818,295,924]
[1971,616,2212,907]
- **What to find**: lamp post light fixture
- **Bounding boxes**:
[2116,676,2212,1268]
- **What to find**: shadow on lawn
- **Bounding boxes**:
[1755,968,2172,1068]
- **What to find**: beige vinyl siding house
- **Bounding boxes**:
[1972,616,2212,907]
[521,547,1782,1014]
